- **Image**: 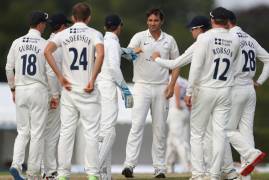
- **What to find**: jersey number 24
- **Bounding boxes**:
[69,47,88,70]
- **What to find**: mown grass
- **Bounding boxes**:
[0,172,269,179]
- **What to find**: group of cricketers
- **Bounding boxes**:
[4,1,269,180]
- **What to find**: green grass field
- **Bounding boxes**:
[0,173,269,180]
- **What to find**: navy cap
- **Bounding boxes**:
[105,14,122,28]
[30,11,48,26]
[48,13,71,28]
[210,7,229,20]
[187,16,211,30]
[226,10,236,22]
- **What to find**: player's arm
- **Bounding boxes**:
[44,42,71,91]
[174,83,182,109]
[185,36,206,106]
[152,42,195,69]
[5,41,16,102]
[165,37,180,99]
[254,40,269,86]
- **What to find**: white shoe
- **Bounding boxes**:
[154,168,166,178]
[222,168,238,180]
[189,175,204,180]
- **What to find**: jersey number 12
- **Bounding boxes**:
[213,58,230,81]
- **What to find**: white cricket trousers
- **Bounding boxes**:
[98,80,118,179]
[124,83,169,170]
[226,85,259,164]
[12,83,48,176]
[57,88,101,177]
[166,107,190,172]
[190,87,231,179]
[43,101,60,175]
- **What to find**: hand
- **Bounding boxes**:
[84,80,94,93]
[59,76,71,91]
[133,47,142,54]
[50,96,59,109]
[164,84,174,99]
[253,81,260,90]
[151,52,161,61]
[120,86,133,108]
[184,96,192,109]
[12,91,15,103]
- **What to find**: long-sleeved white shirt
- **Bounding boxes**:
[155,42,196,69]
[128,29,179,84]
[47,33,62,96]
[230,26,269,86]
[5,29,49,89]
[98,32,125,85]
[186,28,240,96]
[50,22,103,90]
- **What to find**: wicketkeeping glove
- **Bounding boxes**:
[117,81,134,108]
[121,48,138,62]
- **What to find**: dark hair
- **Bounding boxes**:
[72,2,91,21]
[50,24,66,32]
[227,10,237,25]
[105,14,122,32]
[146,8,164,21]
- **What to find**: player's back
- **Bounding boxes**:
[230,26,259,86]
[8,29,48,87]
[194,28,240,88]
[51,22,103,90]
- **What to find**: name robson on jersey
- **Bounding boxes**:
[213,38,234,57]
[62,34,91,46]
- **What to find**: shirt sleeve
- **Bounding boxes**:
[5,40,17,89]
[93,31,104,45]
[50,32,62,47]
[107,41,125,85]
[186,35,207,96]
[169,36,180,59]
[155,42,195,69]
[254,40,269,85]
[128,33,141,48]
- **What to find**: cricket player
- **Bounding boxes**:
[44,2,104,180]
[151,15,237,180]
[184,7,240,180]
[165,76,190,173]
[5,11,51,179]
[152,16,211,70]
[97,14,133,180]
[122,8,180,178]
[42,13,71,180]
[224,10,268,179]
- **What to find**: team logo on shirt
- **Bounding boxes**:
[70,27,87,34]
[236,32,248,38]
[22,37,39,43]
[214,38,222,45]
[214,38,232,47]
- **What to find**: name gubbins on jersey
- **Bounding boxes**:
[212,39,234,58]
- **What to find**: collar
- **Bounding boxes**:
[73,22,87,27]
[49,32,56,39]
[211,27,229,33]
[105,32,119,42]
[28,28,41,36]
[146,29,164,41]
[229,26,242,33]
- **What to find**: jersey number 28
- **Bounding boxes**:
[242,50,255,72]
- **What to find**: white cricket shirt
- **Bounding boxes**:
[230,26,269,86]
[50,22,103,90]
[186,28,240,96]
[128,29,179,84]
[98,32,124,85]
[5,29,48,88]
